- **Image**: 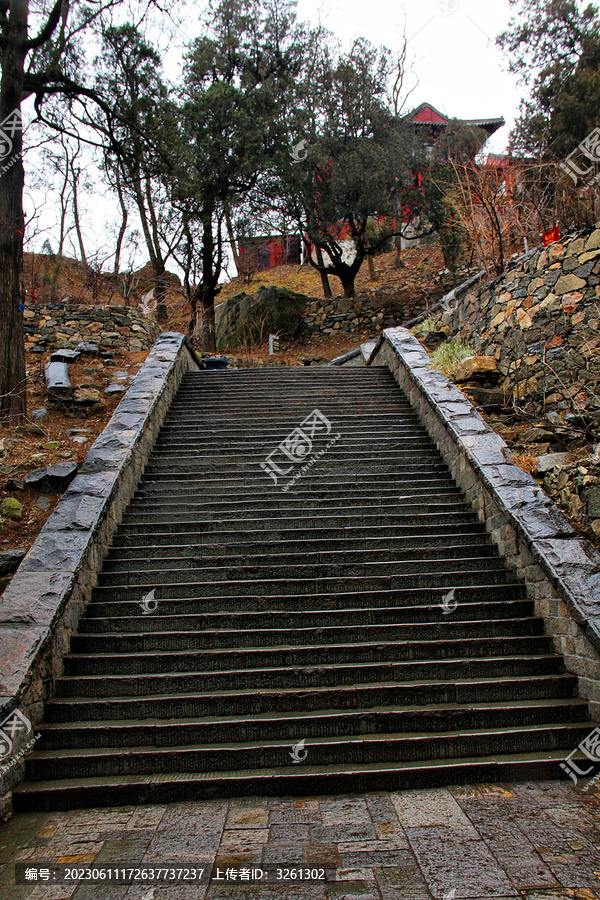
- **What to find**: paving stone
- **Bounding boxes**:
[406,825,519,898]
[375,864,430,900]
[391,789,476,831]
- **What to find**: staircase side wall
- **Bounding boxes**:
[371,327,600,720]
[0,332,201,820]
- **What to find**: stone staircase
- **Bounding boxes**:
[14,367,592,811]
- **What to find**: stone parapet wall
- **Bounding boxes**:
[23,303,160,353]
[368,327,600,719]
[445,227,600,416]
[0,333,201,821]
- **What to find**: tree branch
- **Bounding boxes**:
[24,0,63,50]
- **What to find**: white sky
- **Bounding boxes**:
[23,0,526,271]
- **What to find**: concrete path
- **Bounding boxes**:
[1,781,599,899]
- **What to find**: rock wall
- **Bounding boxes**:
[302,288,407,336]
[445,227,600,419]
[23,303,160,353]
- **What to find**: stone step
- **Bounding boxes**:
[131,480,461,502]
[54,654,562,698]
[102,542,497,572]
[86,585,527,618]
[36,698,589,749]
[64,635,554,677]
[92,569,518,600]
[71,616,543,653]
[25,723,590,781]
[12,750,582,812]
[135,468,456,491]
[79,599,533,631]
[143,459,450,477]
[119,511,478,533]
[107,531,491,559]
[148,443,439,460]
[97,555,507,588]
[45,673,577,721]
[111,523,488,548]
[123,493,465,518]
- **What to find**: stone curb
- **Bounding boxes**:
[0,332,200,816]
[369,327,600,713]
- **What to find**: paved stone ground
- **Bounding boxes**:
[1,782,600,899]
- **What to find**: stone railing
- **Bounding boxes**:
[0,333,201,820]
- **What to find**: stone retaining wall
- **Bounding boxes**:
[444,227,600,418]
[368,327,600,719]
[23,303,160,353]
[302,288,413,336]
[0,333,201,821]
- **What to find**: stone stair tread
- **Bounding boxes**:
[12,749,586,795]
[29,722,593,761]
[73,615,541,640]
[54,666,566,693]
[66,635,551,659]
[37,697,590,730]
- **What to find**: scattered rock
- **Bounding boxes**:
[104,384,127,395]
[51,349,81,362]
[5,477,23,491]
[30,408,47,423]
[421,331,447,350]
[454,356,500,384]
[73,387,102,406]
[462,386,506,408]
[588,486,600,519]
[42,441,60,450]
[16,424,46,436]
[519,427,555,444]
[0,548,26,575]
[1,498,23,520]
[45,361,72,402]
[77,341,99,355]
[533,452,572,475]
[35,496,52,511]
[23,462,78,493]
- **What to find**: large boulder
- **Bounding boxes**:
[217,286,312,349]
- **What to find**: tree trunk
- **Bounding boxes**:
[394,234,404,268]
[201,288,216,352]
[314,246,332,298]
[199,206,218,352]
[70,160,88,267]
[224,204,240,276]
[133,169,168,323]
[113,165,128,278]
[144,174,168,322]
[0,2,27,422]
[367,253,376,280]
[337,267,356,298]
